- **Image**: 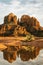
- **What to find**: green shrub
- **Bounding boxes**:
[25,34,35,41]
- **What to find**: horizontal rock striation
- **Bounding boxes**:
[0,13,43,37]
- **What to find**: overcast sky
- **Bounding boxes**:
[0,0,43,26]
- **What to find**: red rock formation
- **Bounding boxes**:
[19,15,43,36]
[19,15,30,27]
[13,25,29,36]
[4,13,17,25]
[30,17,40,28]
[0,13,43,37]
[20,49,30,61]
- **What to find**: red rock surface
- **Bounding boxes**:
[0,13,43,37]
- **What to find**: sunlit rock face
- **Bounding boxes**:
[19,15,30,28]
[0,13,18,36]
[2,46,40,63]
[4,13,17,25]
[30,17,40,29]
[0,13,43,37]
[13,25,29,36]
[29,17,40,34]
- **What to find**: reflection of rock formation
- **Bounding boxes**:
[2,46,40,63]
[3,46,17,63]
[20,49,30,61]
[19,46,40,61]
[0,13,18,36]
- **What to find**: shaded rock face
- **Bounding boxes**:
[19,15,30,27]
[20,46,40,61]
[2,46,40,63]
[19,15,43,36]
[30,17,40,28]
[0,13,43,37]
[20,15,40,31]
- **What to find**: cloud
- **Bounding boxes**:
[0,0,12,4]
[0,0,43,26]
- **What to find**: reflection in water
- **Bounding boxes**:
[20,46,40,61]
[3,46,18,63]
[2,46,40,63]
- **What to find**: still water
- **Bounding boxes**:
[0,46,43,65]
[0,0,43,64]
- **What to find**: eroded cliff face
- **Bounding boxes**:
[19,15,43,36]
[0,13,43,37]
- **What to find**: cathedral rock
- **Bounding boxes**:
[0,13,43,37]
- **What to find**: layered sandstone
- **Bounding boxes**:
[0,13,43,37]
